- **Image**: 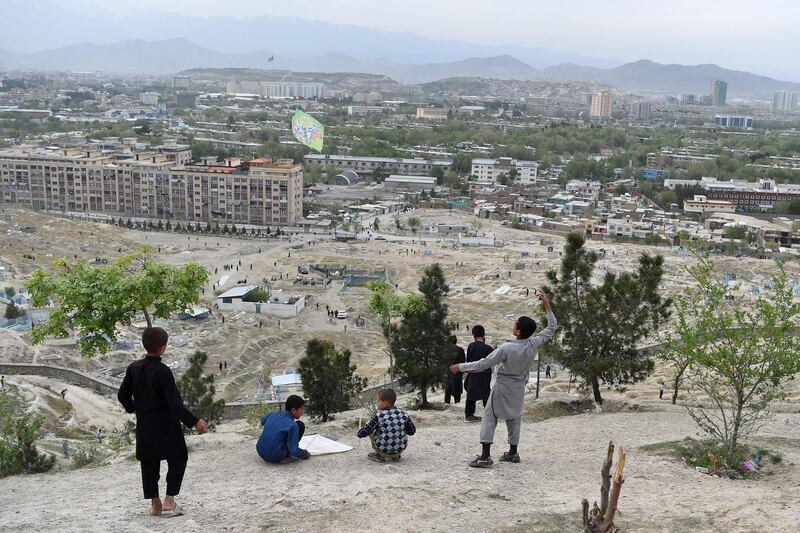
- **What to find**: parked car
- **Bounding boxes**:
[336,310,348,319]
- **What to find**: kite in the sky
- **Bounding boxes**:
[268,56,274,62]
[291,110,324,152]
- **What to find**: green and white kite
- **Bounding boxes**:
[291,110,324,152]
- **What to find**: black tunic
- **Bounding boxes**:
[464,340,493,401]
[446,345,466,396]
[118,355,199,461]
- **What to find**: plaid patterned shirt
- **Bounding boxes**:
[357,406,416,454]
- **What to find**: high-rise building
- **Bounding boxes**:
[770,90,799,113]
[629,101,652,122]
[711,79,728,106]
[590,91,611,118]
[172,75,191,90]
[140,92,159,106]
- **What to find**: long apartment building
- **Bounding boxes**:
[471,157,538,184]
[304,154,452,176]
[226,81,326,99]
[0,145,303,226]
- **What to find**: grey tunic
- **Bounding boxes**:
[458,311,557,420]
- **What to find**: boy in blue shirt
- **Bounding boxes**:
[257,395,310,464]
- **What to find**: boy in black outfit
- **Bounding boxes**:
[118,327,208,517]
[464,325,493,421]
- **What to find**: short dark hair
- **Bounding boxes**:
[142,327,169,353]
[448,334,457,344]
[377,389,397,405]
[516,316,537,339]
[285,395,305,411]
[472,325,485,338]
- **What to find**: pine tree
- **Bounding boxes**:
[176,351,225,431]
[543,232,671,405]
[390,264,452,407]
[298,339,366,422]
[4,301,25,320]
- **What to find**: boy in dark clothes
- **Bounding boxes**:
[257,395,310,464]
[445,335,465,404]
[464,325,493,422]
[118,327,209,517]
[357,389,416,463]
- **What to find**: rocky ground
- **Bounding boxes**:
[1,379,799,533]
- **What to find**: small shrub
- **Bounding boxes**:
[245,401,279,428]
[71,445,103,469]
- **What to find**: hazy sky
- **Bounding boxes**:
[24,0,800,78]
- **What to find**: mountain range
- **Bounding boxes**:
[2,38,798,97]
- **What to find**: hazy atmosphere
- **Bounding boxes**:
[1,0,798,80]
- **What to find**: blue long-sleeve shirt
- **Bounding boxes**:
[256,411,309,462]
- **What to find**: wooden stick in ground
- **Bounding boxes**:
[600,441,614,514]
[582,499,591,532]
[600,446,626,533]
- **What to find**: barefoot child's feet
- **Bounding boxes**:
[149,497,163,516]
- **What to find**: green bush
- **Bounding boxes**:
[71,445,103,469]
[245,400,279,428]
[0,390,55,477]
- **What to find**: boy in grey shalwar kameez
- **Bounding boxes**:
[450,293,557,468]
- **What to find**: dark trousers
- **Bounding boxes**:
[465,398,487,418]
[140,457,187,499]
[444,382,462,404]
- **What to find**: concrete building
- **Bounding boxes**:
[683,195,737,214]
[711,79,728,106]
[347,105,384,116]
[172,76,191,90]
[217,286,305,316]
[470,157,538,184]
[0,145,303,226]
[629,101,651,122]
[416,107,450,120]
[565,179,602,201]
[176,92,197,108]
[384,175,437,190]
[304,154,451,176]
[714,115,753,129]
[770,90,799,113]
[140,92,159,106]
[226,81,326,99]
[590,91,612,118]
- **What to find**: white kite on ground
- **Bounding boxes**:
[299,434,353,456]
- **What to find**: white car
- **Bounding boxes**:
[336,310,348,319]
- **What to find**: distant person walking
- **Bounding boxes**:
[1,375,4,390]
[118,327,208,517]
[545,365,551,379]
[659,382,665,400]
[62,439,69,459]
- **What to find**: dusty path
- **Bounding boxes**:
[1,404,799,533]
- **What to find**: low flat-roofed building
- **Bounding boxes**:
[683,195,737,214]
[385,175,437,190]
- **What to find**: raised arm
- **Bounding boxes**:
[117,367,135,414]
[530,294,558,349]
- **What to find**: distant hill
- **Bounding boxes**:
[541,59,800,95]
[2,39,799,97]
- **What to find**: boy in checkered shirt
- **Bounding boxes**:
[357,389,416,463]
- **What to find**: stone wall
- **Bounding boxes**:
[0,363,280,420]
